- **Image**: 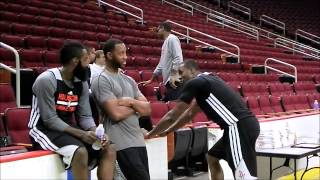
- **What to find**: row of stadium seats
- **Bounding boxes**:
[246,94,320,117]
[1,79,319,116]
[1,0,319,75]
[234,0,320,35]
[240,82,319,97]
[0,12,107,26]
[0,1,100,14]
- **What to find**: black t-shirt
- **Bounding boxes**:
[179,73,254,129]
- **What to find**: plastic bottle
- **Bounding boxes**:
[313,100,319,111]
[92,124,105,150]
[96,124,105,140]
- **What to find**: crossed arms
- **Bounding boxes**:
[102,96,151,122]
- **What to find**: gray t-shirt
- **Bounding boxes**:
[31,69,96,132]
[154,34,183,84]
[91,70,146,151]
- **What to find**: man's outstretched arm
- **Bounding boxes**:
[146,101,190,138]
[161,101,201,135]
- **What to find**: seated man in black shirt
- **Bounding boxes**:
[28,42,116,180]
[146,60,260,180]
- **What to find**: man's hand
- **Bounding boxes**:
[141,128,149,139]
[80,131,97,144]
[144,132,152,139]
[101,134,110,150]
[169,74,181,89]
[139,79,152,86]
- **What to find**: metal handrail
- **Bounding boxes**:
[295,29,320,45]
[228,1,251,21]
[162,0,194,16]
[264,58,297,83]
[185,0,284,41]
[167,20,241,63]
[0,42,21,107]
[260,15,285,35]
[187,0,213,14]
[207,13,259,40]
[97,0,144,24]
[274,38,320,59]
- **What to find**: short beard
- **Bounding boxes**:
[110,57,122,69]
[73,63,89,81]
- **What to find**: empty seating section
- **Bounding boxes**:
[246,96,264,115]
[269,83,294,96]
[150,102,168,125]
[4,107,32,144]
[0,83,16,114]
[233,0,320,35]
[281,95,311,113]
[293,82,318,95]
[258,96,275,114]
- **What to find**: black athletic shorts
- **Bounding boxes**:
[31,128,101,170]
[117,146,150,180]
[208,117,260,176]
[163,82,183,102]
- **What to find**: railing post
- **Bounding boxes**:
[265,58,297,82]
[186,28,190,44]
[275,37,320,59]
[167,20,240,61]
[264,61,267,75]
[141,10,144,24]
[0,42,21,107]
[292,43,295,55]
[99,0,144,26]
[222,18,225,28]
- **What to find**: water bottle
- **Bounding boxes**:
[92,124,105,150]
[313,100,319,111]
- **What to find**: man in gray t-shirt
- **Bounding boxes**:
[91,39,151,180]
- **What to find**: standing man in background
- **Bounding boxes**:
[87,46,96,63]
[92,39,151,180]
[89,50,106,84]
[140,21,183,101]
[87,50,106,123]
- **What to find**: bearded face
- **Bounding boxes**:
[73,49,90,81]
[107,43,127,70]
[73,61,89,81]
[110,54,123,69]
